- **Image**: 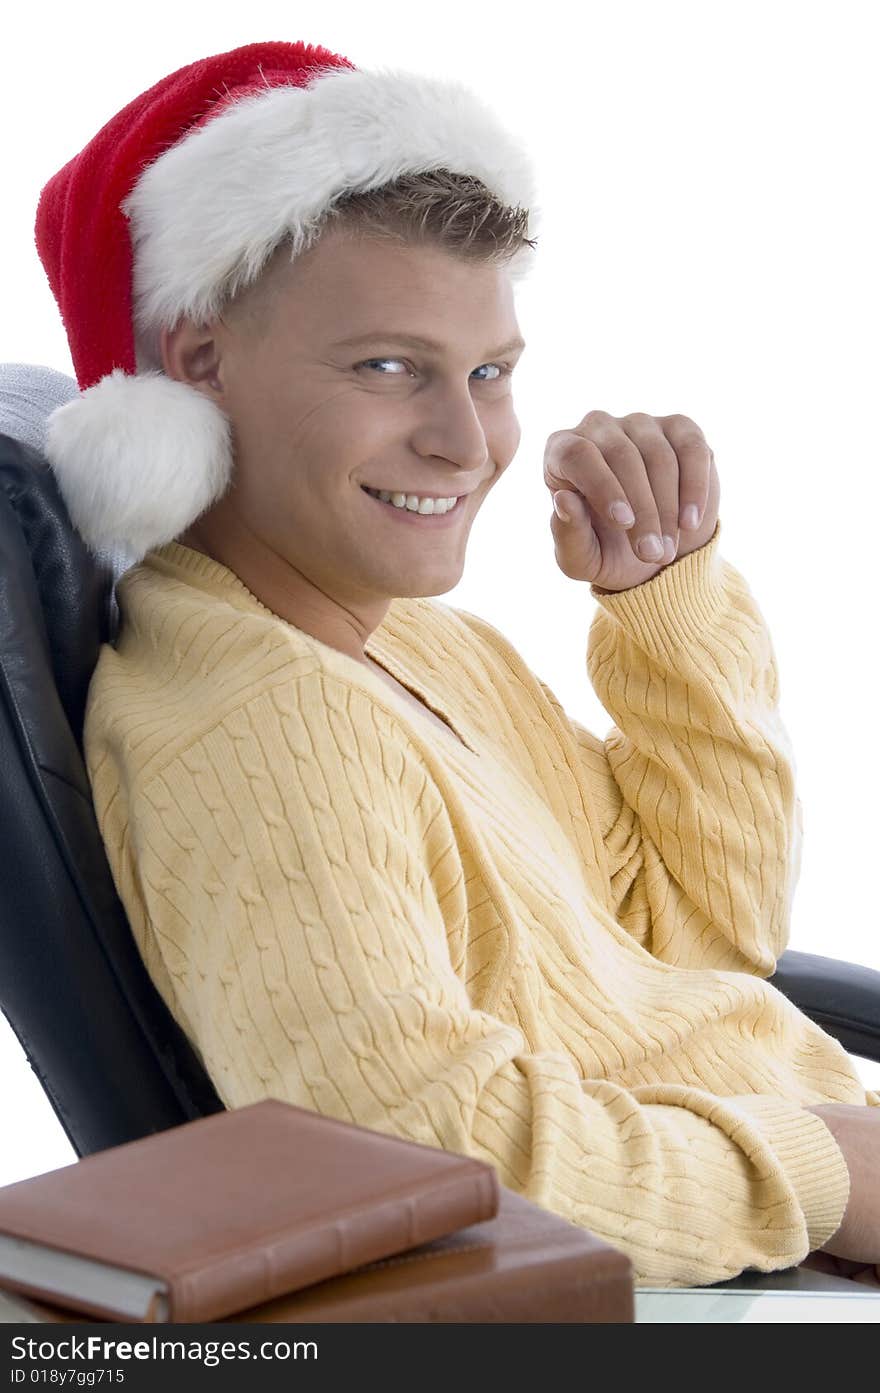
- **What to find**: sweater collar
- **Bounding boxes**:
[139,541,477,756]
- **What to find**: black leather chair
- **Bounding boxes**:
[0,431,223,1157]
[1,430,878,1160]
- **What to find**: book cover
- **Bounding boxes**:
[0,1099,499,1322]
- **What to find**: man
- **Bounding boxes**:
[34,39,878,1287]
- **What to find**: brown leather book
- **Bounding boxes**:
[237,1188,635,1324]
[0,1099,499,1323]
[2,1190,635,1325]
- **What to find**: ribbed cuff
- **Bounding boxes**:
[590,520,728,659]
[730,1095,851,1254]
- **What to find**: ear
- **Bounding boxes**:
[160,320,226,400]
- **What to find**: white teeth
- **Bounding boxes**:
[365,487,458,515]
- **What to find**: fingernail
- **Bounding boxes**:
[662,535,677,562]
[682,504,700,529]
[610,500,635,526]
[638,533,664,561]
[553,492,571,522]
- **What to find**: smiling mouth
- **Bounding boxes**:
[361,486,462,517]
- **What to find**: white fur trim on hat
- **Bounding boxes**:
[122,66,539,342]
[43,370,232,562]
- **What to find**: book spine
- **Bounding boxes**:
[172,1165,500,1322]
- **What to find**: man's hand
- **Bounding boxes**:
[544,410,721,592]
[807,1104,880,1267]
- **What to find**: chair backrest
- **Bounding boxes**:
[0,431,224,1157]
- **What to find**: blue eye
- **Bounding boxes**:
[361,358,409,374]
[478,363,515,381]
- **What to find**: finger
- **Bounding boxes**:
[543,428,636,530]
[592,417,665,564]
[660,415,712,530]
[621,414,681,562]
[550,489,604,582]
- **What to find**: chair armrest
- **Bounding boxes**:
[769,950,880,1063]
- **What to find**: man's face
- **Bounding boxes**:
[203,227,525,607]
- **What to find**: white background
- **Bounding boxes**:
[1,0,878,1184]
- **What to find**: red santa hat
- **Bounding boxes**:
[34,39,539,563]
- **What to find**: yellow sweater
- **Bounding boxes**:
[83,520,876,1286]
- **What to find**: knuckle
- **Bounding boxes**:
[555,434,593,471]
[666,413,705,441]
[556,434,582,465]
[582,411,617,441]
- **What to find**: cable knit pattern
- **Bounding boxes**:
[83,519,876,1286]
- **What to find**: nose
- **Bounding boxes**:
[408,380,493,477]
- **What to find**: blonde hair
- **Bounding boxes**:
[323,167,535,260]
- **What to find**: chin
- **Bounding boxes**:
[394,563,465,599]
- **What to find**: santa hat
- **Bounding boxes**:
[33,40,539,564]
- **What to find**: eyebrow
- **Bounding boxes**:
[330,331,527,357]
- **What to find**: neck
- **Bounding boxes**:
[176,521,389,665]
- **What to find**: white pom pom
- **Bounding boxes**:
[44,369,233,563]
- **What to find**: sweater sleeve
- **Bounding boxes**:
[580,520,802,975]
[462,521,802,977]
[112,670,847,1287]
